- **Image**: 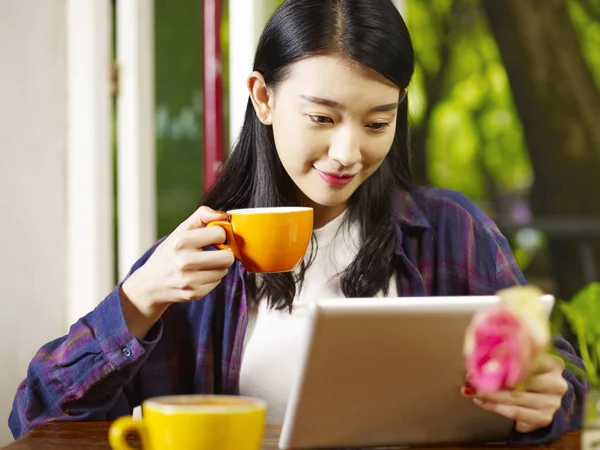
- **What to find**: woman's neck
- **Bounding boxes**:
[304,200,347,229]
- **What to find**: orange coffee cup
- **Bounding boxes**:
[207,207,314,273]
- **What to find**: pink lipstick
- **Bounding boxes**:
[315,168,356,186]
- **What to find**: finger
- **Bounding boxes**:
[175,206,227,231]
[532,353,565,375]
[474,389,562,411]
[524,372,568,395]
[177,249,236,272]
[178,268,229,293]
[173,227,228,251]
[473,399,554,433]
[515,421,545,434]
[179,279,223,302]
[189,268,230,286]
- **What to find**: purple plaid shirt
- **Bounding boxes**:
[9,187,586,443]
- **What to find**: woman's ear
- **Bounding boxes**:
[247,71,273,125]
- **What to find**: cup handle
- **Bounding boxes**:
[206,220,242,261]
[108,416,147,450]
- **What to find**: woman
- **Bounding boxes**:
[9,0,585,443]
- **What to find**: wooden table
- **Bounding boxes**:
[3,422,581,450]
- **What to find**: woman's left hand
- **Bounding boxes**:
[461,354,568,433]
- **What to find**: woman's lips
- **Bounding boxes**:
[314,168,356,186]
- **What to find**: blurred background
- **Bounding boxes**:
[1,0,599,444]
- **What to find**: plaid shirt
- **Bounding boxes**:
[9,187,586,443]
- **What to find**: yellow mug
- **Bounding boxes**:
[207,207,314,273]
[109,395,267,450]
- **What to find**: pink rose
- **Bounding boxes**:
[464,287,551,393]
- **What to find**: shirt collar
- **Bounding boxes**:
[391,188,431,230]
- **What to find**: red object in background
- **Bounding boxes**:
[202,0,224,192]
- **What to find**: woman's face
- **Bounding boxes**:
[249,55,402,227]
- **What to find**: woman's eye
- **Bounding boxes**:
[308,115,334,126]
[367,122,390,131]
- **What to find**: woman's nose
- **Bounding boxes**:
[328,127,361,167]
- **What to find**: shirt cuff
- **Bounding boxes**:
[92,285,163,370]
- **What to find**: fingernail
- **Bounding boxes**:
[473,398,485,406]
[463,386,476,396]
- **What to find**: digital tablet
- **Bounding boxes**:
[279,294,555,449]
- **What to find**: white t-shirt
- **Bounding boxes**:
[239,211,398,424]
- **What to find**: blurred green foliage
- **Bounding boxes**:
[569,0,600,90]
[154,0,203,237]
[406,0,600,278]
[408,0,531,207]
[408,0,600,211]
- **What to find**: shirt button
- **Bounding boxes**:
[122,347,133,358]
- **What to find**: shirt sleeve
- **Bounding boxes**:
[479,220,587,444]
[8,239,166,439]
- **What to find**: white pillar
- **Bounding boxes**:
[66,0,114,324]
[116,0,157,278]
[228,0,268,148]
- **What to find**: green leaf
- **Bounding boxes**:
[553,283,600,387]
[568,283,600,343]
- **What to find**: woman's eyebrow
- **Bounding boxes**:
[300,95,399,113]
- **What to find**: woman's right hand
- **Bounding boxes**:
[120,206,235,339]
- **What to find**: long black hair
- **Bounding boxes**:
[203,0,415,311]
